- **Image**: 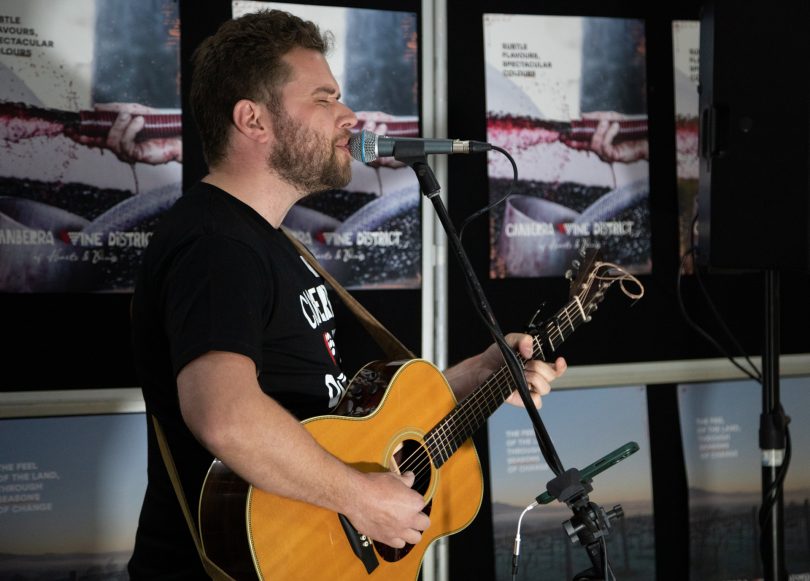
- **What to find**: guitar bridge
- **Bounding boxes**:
[338,513,379,574]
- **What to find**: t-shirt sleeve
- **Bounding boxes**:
[162,234,269,376]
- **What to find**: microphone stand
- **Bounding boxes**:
[394,142,620,580]
[393,143,563,474]
[760,269,788,581]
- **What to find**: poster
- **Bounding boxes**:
[488,386,655,580]
[0,0,182,292]
[678,377,810,580]
[0,413,147,579]
[483,14,651,278]
[673,20,700,274]
[233,1,422,290]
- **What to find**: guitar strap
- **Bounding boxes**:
[280,226,416,360]
[151,227,413,579]
[151,415,235,581]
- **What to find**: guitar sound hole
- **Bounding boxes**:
[375,439,434,563]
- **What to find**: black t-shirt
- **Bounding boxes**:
[128,182,347,579]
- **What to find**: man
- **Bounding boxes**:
[128,9,566,578]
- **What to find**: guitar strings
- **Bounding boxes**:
[399,298,590,481]
[397,298,589,479]
[394,263,643,483]
[423,313,571,461]
[396,313,576,481]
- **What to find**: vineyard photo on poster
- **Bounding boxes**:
[679,377,810,580]
[0,0,181,292]
[484,14,651,278]
[234,1,422,290]
[488,386,655,580]
[0,414,147,579]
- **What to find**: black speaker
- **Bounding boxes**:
[697,1,810,272]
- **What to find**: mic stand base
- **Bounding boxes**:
[548,468,624,581]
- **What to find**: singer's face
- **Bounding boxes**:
[267,48,357,193]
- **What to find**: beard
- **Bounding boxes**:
[267,107,352,194]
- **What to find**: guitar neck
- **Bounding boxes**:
[425,297,589,468]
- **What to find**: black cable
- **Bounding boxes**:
[411,156,565,476]
[427,146,565,475]
[601,536,616,581]
[458,144,517,243]
[675,214,762,382]
[760,422,792,519]
[681,214,792,573]
[457,246,565,475]
[758,418,792,569]
[676,249,761,382]
[689,215,762,381]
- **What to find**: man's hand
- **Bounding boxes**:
[343,470,430,548]
[443,333,567,407]
[478,333,567,408]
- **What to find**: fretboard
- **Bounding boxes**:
[424,297,589,468]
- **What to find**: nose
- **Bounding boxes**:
[337,101,357,130]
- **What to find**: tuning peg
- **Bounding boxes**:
[565,269,574,281]
[571,259,581,270]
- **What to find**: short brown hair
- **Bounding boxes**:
[190,10,330,167]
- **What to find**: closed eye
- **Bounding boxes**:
[313,86,341,104]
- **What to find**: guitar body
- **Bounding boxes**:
[199,359,484,580]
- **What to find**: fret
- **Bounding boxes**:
[563,305,574,332]
[535,339,547,362]
[573,295,588,321]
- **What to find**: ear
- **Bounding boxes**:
[231,99,272,144]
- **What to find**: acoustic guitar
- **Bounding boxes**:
[197,250,642,580]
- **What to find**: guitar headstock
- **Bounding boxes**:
[565,247,601,297]
[565,247,644,323]
[524,250,644,358]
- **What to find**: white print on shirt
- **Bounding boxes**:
[325,372,347,408]
[299,284,335,329]
[323,330,337,365]
[299,255,320,278]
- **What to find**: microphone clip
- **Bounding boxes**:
[545,467,592,511]
[392,142,442,197]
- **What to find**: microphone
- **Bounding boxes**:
[348,129,491,163]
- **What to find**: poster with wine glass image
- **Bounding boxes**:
[672,20,700,275]
[233,1,422,290]
[0,0,182,292]
[483,14,651,278]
